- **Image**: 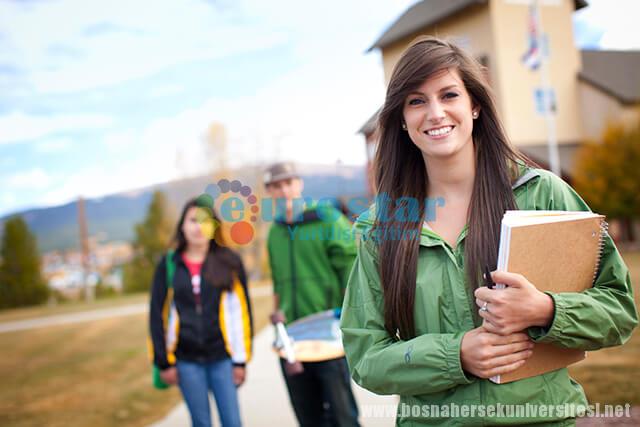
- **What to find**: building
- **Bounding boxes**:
[359,0,640,193]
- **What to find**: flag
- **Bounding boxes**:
[521,4,541,70]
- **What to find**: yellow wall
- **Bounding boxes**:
[381,4,499,101]
[377,0,584,148]
[489,0,582,146]
[578,81,640,140]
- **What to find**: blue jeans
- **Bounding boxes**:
[280,357,360,427]
[177,358,242,427]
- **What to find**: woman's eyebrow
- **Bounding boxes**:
[438,84,459,92]
[407,84,459,97]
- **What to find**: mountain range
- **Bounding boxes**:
[0,164,367,253]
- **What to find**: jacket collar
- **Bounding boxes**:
[512,168,540,190]
[357,167,541,248]
[274,203,323,226]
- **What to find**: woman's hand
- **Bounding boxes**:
[233,366,246,387]
[160,367,179,385]
[474,270,555,336]
[460,327,534,379]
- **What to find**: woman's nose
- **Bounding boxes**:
[426,101,445,122]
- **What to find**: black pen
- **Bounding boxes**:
[483,265,495,289]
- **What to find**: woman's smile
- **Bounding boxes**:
[424,125,455,139]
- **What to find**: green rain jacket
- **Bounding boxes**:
[268,203,356,323]
[340,168,638,426]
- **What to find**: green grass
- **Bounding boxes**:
[569,250,640,405]
[0,293,273,427]
[1,250,637,425]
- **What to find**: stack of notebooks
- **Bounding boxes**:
[489,210,608,384]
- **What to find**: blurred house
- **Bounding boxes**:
[359,0,640,193]
[42,241,133,295]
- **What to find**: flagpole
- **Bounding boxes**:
[533,0,561,176]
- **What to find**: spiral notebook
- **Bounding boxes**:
[490,210,607,384]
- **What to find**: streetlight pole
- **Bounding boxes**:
[532,0,561,176]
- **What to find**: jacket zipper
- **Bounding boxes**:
[289,232,298,319]
[187,263,204,353]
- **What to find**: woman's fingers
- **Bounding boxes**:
[160,368,179,385]
[491,340,534,357]
[489,348,533,368]
[482,321,532,338]
[490,332,531,345]
[490,270,527,288]
[484,358,528,378]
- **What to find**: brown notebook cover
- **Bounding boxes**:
[491,212,606,384]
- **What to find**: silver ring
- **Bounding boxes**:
[480,301,489,312]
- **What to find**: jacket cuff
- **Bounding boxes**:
[155,358,172,370]
[445,332,474,385]
[527,291,566,344]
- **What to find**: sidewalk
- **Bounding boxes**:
[0,303,148,333]
[150,326,398,426]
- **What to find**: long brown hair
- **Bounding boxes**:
[373,36,534,339]
[175,198,242,290]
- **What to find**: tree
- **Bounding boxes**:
[0,216,49,308]
[122,191,174,293]
[574,118,640,242]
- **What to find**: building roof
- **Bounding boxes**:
[368,0,588,52]
[579,49,640,105]
[519,143,580,179]
[358,108,380,135]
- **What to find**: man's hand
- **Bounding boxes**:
[270,310,286,325]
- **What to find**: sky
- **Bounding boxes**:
[0,0,639,217]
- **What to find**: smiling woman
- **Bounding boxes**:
[402,68,478,161]
[340,36,638,427]
[149,198,253,427]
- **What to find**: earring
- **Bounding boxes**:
[401,122,407,130]
[472,111,479,119]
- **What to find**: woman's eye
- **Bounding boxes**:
[408,98,424,106]
[443,92,459,100]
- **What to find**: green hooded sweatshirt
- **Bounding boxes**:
[268,203,356,323]
[340,168,638,426]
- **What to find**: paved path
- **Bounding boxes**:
[0,303,148,334]
[0,286,273,334]
[150,326,398,426]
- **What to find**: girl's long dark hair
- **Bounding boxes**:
[374,36,535,339]
[175,198,241,290]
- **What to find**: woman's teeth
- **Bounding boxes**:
[426,126,453,137]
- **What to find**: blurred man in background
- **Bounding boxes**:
[264,161,360,427]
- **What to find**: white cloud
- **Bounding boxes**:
[574,0,640,49]
[0,111,113,144]
[149,84,184,98]
[34,137,74,154]
[101,35,390,175]
[0,0,415,212]
[41,159,179,207]
[4,168,52,190]
[102,130,137,154]
[0,0,288,93]
[1,193,17,208]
